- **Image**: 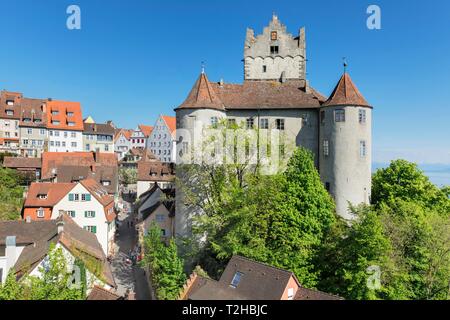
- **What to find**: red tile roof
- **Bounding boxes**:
[46,100,84,131]
[24,182,76,208]
[138,125,153,138]
[322,73,370,107]
[176,72,325,111]
[177,72,225,111]
[41,151,118,179]
[161,115,176,135]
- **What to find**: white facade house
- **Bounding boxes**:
[114,129,132,160]
[48,129,83,152]
[146,115,176,163]
[0,216,116,292]
[51,181,116,255]
[130,125,153,150]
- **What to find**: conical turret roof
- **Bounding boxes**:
[176,72,225,111]
[322,73,370,107]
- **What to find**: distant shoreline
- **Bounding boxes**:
[373,163,450,187]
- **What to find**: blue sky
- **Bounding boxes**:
[1,0,449,164]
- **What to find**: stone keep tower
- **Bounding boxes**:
[319,73,372,220]
[244,14,306,81]
[174,71,227,240]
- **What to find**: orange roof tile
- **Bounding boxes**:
[161,115,176,135]
[41,151,118,179]
[24,182,76,208]
[176,72,225,111]
[46,100,84,131]
[322,73,370,107]
[139,125,153,138]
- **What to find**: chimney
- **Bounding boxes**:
[5,236,17,278]
[56,219,65,234]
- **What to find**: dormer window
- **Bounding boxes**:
[34,119,41,123]
[270,46,279,54]
[68,122,75,126]
[6,110,13,116]
[230,272,243,288]
[67,112,74,117]
[52,120,60,125]
[6,100,14,106]
[23,118,31,122]
[52,111,59,116]
[38,194,48,199]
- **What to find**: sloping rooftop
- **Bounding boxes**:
[3,156,42,169]
[322,72,370,107]
[24,182,76,208]
[83,122,115,135]
[41,152,118,194]
[176,72,326,111]
[176,72,225,111]
[138,125,154,138]
[137,160,175,182]
[87,286,122,300]
[161,115,176,135]
[0,215,115,287]
[46,100,84,131]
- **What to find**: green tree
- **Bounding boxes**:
[23,244,84,300]
[0,244,85,300]
[0,271,24,300]
[141,223,186,300]
[268,148,336,287]
[372,160,450,214]
[316,204,392,300]
[0,167,25,220]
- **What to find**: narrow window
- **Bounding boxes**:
[210,116,218,128]
[276,119,285,130]
[227,118,236,128]
[270,46,279,54]
[360,140,367,157]
[323,140,329,156]
[262,65,267,73]
[246,118,254,129]
[320,111,325,125]
[359,109,366,123]
[36,208,45,218]
[335,109,345,122]
[325,182,330,192]
[260,118,269,129]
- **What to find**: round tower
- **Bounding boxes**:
[174,71,226,242]
[319,72,372,220]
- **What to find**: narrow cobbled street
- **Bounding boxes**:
[110,194,152,300]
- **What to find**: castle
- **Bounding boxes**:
[174,14,372,238]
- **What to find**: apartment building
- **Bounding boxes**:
[0,91,22,154]
[83,121,115,153]
[146,115,176,163]
[114,128,132,160]
[130,125,153,149]
[46,100,83,152]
